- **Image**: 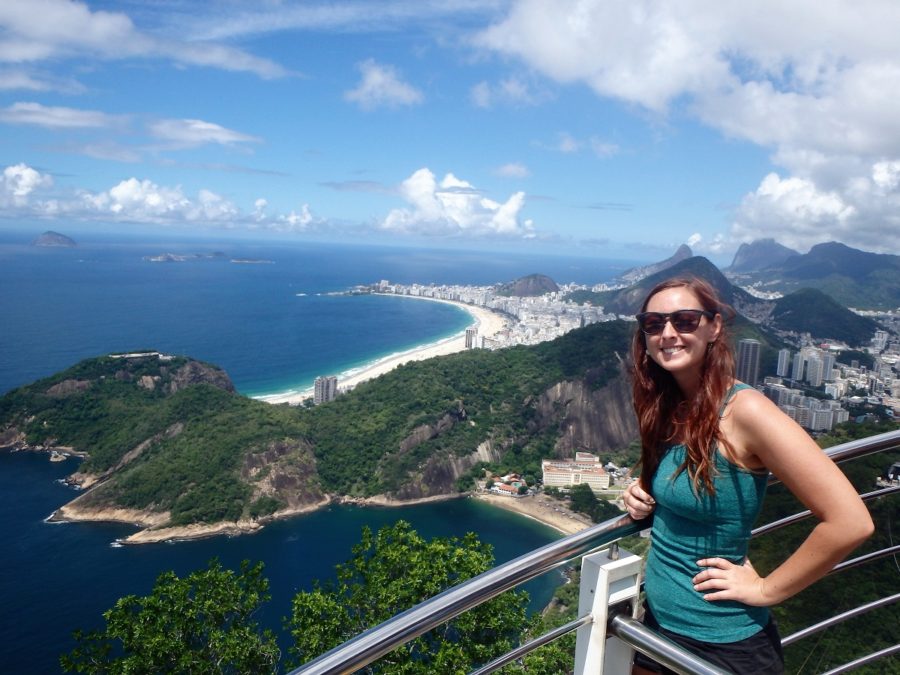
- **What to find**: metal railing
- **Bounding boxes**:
[291,428,900,675]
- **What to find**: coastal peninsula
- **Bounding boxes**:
[0,317,637,545]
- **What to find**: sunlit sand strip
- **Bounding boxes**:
[257,295,511,406]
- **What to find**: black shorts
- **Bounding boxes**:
[632,605,784,675]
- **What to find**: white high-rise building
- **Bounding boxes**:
[806,357,825,387]
[777,349,792,377]
[791,352,806,382]
[314,375,338,405]
[736,339,761,386]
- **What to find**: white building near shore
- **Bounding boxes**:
[542,452,610,495]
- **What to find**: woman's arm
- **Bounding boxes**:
[692,389,874,606]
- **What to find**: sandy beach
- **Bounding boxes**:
[474,492,596,536]
[257,295,510,406]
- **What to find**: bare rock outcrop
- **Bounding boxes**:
[535,372,637,458]
[241,438,325,510]
[46,379,92,397]
[168,360,235,394]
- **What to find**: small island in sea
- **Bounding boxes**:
[32,230,76,247]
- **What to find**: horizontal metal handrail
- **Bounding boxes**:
[752,485,900,538]
[767,428,900,485]
[819,643,900,675]
[781,592,900,647]
[608,614,729,675]
[291,428,900,675]
[290,515,644,674]
[469,613,593,675]
[820,428,900,465]
[829,543,900,574]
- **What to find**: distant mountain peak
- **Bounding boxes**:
[496,273,559,297]
[619,244,692,284]
[728,239,798,272]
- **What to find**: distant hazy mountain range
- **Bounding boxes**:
[563,249,884,348]
[723,240,900,311]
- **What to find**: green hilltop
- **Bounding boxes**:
[0,321,637,537]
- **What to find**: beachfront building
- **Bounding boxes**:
[314,375,338,405]
[542,452,610,495]
[465,327,480,349]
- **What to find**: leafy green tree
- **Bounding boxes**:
[570,483,620,523]
[287,521,529,673]
[61,560,279,675]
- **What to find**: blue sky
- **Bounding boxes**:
[2,1,899,264]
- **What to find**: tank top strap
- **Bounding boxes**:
[720,382,752,414]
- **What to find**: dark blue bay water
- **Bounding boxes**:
[0,451,564,673]
[0,230,633,673]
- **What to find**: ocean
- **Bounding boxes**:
[0,230,632,673]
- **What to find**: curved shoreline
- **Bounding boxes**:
[44,481,589,543]
[255,295,511,406]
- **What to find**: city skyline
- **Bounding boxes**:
[2,1,900,262]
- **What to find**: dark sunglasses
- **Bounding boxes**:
[635,309,715,335]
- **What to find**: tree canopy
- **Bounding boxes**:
[287,520,529,673]
[60,560,279,675]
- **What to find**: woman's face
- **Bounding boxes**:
[643,286,721,389]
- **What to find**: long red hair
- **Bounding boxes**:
[631,276,735,495]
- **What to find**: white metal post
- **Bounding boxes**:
[574,546,643,675]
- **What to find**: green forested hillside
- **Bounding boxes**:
[302,319,634,496]
[0,321,635,528]
[771,288,882,346]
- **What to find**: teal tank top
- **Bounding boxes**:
[643,384,770,643]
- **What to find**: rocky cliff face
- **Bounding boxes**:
[535,371,637,457]
[389,368,636,499]
[241,438,325,510]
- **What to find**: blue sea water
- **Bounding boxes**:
[0,231,632,673]
[0,232,630,397]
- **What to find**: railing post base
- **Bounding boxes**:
[574,546,643,675]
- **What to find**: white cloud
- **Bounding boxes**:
[149,118,261,147]
[0,69,84,92]
[589,137,619,158]
[728,172,900,253]
[0,162,329,234]
[0,0,286,79]
[468,76,537,108]
[686,233,702,248]
[381,167,535,237]
[277,204,316,231]
[1,163,52,206]
[0,101,125,128]
[556,132,579,153]
[495,162,530,178]
[470,81,492,108]
[344,59,423,110]
[477,0,900,253]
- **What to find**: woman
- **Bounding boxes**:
[622,276,873,674]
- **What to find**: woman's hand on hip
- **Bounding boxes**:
[693,557,771,607]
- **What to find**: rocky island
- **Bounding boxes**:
[32,230,76,247]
